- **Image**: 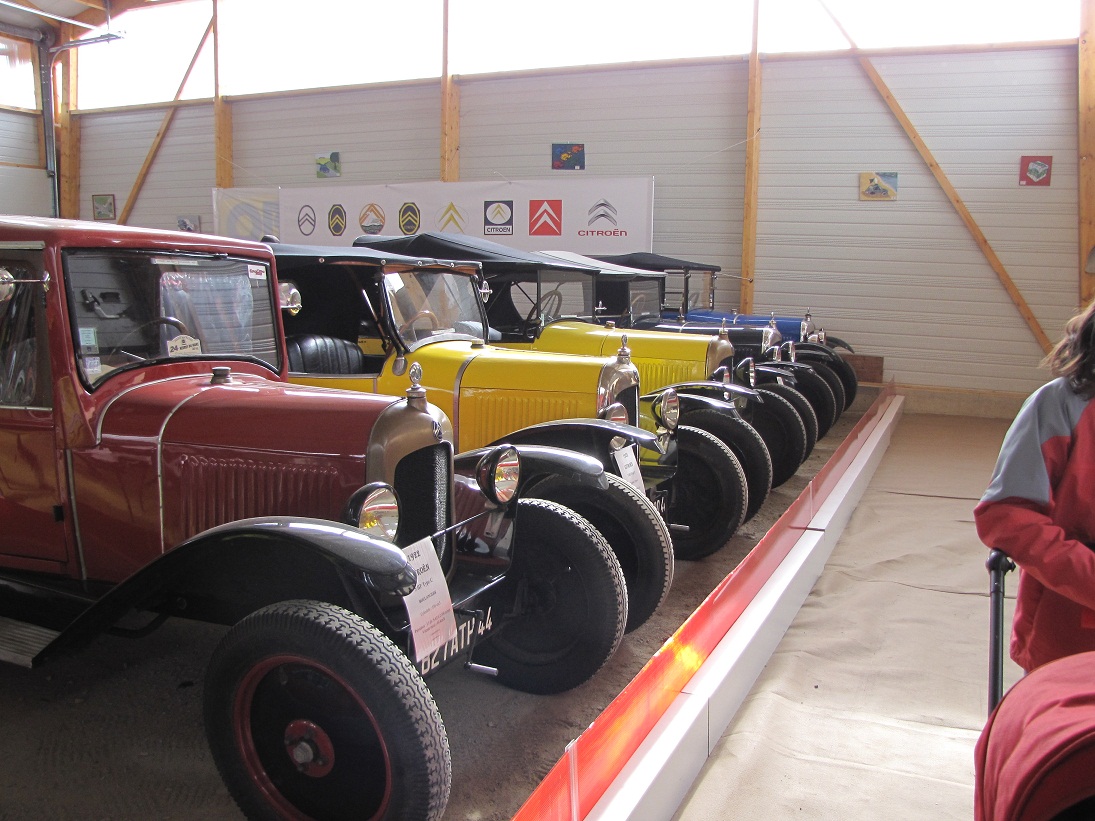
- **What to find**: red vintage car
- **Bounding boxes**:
[0,216,629,820]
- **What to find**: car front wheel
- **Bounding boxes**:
[666,425,748,560]
[472,498,628,694]
[204,600,450,821]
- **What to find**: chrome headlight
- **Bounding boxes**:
[652,388,679,431]
[345,482,400,542]
[477,445,521,505]
[279,281,303,315]
[782,340,797,362]
[600,401,631,425]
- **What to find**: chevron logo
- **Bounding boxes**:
[297,205,316,236]
[399,202,421,235]
[484,200,513,235]
[328,204,347,236]
[436,202,468,233]
[587,199,618,227]
[358,203,385,234]
[529,199,562,236]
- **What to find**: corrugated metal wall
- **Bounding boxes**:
[459,61,749,268]
[0,108,50,215]
[754,47,1077,394]
[0,46,1081,395]
[79,104,217,229]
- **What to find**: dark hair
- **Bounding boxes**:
[1046,298,1095,398]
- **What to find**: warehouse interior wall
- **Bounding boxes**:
[0,41,1081,400]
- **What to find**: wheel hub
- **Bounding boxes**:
[283,719,335,777]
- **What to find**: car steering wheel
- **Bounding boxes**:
[397,309,441,337]
[107,316,191,362]
[522,289,563,338]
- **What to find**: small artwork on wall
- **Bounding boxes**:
[316,152,342,178]
[1019,155,1052,186]
[177,215,201,232]
[859,172,898,201]
[91,194,116,220]
[552,143,584,170]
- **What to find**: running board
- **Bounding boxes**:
[0,615,59,668]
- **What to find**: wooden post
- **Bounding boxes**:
[57,24,81,219]
[213,0,233,189]
[739,0,761,313]
[440,0,459,181]
[1080,0,1095,305]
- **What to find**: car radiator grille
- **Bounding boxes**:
[175,456,342,536]
[636,360,703,389]
[393,443,451,551]
[461,394,585,450]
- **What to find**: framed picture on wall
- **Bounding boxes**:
[91,194,116,221]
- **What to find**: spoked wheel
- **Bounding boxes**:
[756,382,818,459]
[473,499,627,694]
[809,360,849,417]
[666,425,748,560]
[529,473,673,633]
[680,408,772,523]
[205,600,450,821]
[741,388,809,487]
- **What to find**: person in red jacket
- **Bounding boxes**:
[975,298,1095,673]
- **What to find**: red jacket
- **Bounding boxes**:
[975,378,1095,673]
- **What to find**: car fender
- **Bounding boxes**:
[794,342,842,362]
[36,517,415,664]
[755,362,798,385]
[493,418,665,456]
[455,443,609,492]
[665,380,761,407]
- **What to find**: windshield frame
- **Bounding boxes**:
[380,265,493,353]
[63,248,282,390]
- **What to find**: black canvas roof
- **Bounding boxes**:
[592,252,721,274]
[353,232,598,278]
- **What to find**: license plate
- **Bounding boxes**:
[417,607,494,676]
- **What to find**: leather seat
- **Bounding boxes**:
[285,334,366,374]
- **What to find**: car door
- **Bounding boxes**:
[0,252,69,566]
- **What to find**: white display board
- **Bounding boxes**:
[275,177,654,253]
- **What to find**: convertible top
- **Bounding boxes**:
[352,232,597,279]
[537,250,665,281]
[265,239,481,274]
[592,252,721,274]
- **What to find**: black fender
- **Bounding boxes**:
[674,390,746,419]
[656,379,761,405]
[36,517,415,665]
[754,363,797,386]
[794,342,842,362]
[492,418,665,456]
[823,335,854,353]
[455,442,609,493]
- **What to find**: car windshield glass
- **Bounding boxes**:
[382,268,489,348]
[626,278,662,320]
[509,269,593,324]
[65,249,280,387]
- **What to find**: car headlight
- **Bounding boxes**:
[652,388,679,431]
[782,340,797,362]
[279,281,303,315]
[600,401,631,425]
[477,445,521,505]
[345,483,400,542]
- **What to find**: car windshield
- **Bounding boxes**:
[65,249,280,387]
[382,268,491,349]
[625,278,662,321]
[508,269,595,324]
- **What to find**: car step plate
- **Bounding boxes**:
[0,615,58,668]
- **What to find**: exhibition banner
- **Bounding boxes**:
[274,177,654,253]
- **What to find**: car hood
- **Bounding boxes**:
[97,370,398,456]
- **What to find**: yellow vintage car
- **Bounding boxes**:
[270,243,752,632]
[351,234,817,516]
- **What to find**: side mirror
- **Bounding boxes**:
[0,269,13,306]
